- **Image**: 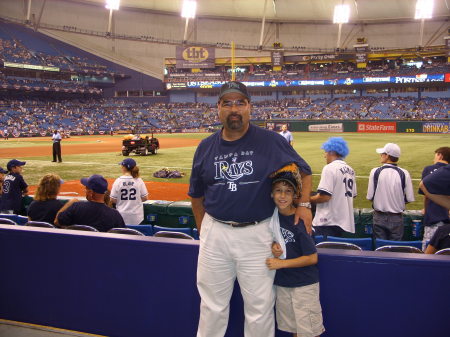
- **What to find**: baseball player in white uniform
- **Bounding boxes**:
[110,158,148,225]
[311,137,356,237]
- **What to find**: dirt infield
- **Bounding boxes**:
[8,135,201,201]
[28,179,189,201]
[0,136,200,158]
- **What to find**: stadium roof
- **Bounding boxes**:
[69,0,450,23]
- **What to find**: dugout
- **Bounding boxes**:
[142,200,195,228]
[0,225,448,337]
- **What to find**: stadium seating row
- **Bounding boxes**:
[2,214,435,254]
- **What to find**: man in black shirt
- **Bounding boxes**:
[56,174,125,232]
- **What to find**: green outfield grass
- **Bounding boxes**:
[5,132,449,209]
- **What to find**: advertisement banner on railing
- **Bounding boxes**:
[357,122,396,133]
[308,123,344,132]
[166,74,445,89]
[422,122,449,134]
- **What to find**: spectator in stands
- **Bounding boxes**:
[27,173,64,225]
[424,222,450,254]
[367,143,415,240]
[55,174,125,231]
[311,137,356,238]
[110,158,148,225]
[0,159,28,214]
[419,147,450,250]
[0,167,6,206]
[266,171,325,337]
[279,124,293,146]
[419,164,450,211]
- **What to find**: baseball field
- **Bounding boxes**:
[0,131,448,210]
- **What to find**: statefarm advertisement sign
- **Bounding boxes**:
[357,122,396,133]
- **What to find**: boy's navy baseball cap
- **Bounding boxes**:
[7,159,26,171]
[218,81,250,101]
[272,171,299,193]
[0,167,7,174]
[80,174,108,194]
[119,158,136,170]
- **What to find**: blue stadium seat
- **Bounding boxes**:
[327,236,373,251]
[126,225,153,236]
[192,228,199,240]
[0,214,28,225]
[313,235,325,244]
[0,218,19,226]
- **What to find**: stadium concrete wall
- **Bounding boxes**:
[1,0,448,81]
[0,225,448,337]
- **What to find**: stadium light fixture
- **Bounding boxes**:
[105,0,120,35]
[415,0,434,47]
[415,0,433,19]
[105,0,120,11]
[333,4,350,24]
[333,4,350,50]
[181,0,197,19]
[181,1,197,43]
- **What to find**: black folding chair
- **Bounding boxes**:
[67,224,99,232]
[435,248,450,255]
[153,231,195,240]
[375,245,423,253]
[108,228,145,236]
[25,221,56,228]
[316,241,362,251]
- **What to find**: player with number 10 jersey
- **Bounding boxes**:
[111,158,148,225]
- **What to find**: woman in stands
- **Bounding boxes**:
[27,174,64,225]
[110,158,148,225]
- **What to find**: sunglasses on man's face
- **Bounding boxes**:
[220,99,248,108]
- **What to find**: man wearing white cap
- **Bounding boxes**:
[367,143,414,240]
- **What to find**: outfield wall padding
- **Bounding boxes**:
[273,120,449,133]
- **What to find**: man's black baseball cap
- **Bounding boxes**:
[218,81,250,101]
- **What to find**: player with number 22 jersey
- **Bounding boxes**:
[111,158,148,225]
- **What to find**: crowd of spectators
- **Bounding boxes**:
[0,96,447,136]
[0,73,101,94]
[0,37,120,76]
